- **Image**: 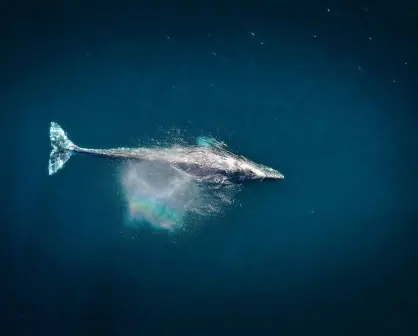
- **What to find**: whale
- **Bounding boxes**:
[48,122,284,184]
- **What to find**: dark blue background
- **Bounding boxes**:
[2,1,418,334]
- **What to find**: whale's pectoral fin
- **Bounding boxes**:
[196,136,228,150]
[169,164,194,179]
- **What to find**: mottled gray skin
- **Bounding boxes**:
[48,122,284,183]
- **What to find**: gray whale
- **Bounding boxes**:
[48,122,284,184]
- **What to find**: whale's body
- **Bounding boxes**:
[48,122,284,183]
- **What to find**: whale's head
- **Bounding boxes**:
[235,161,284,181]
[258,165,284,180]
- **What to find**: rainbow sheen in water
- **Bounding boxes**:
[128,196,182,231]
[121,160,200,231]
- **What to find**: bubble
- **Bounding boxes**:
[120,155,241,233]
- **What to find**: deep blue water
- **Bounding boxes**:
[2,1,418,335]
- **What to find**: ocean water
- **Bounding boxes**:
[2,1,418,335]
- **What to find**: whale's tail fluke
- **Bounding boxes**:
[48,122,76,175]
